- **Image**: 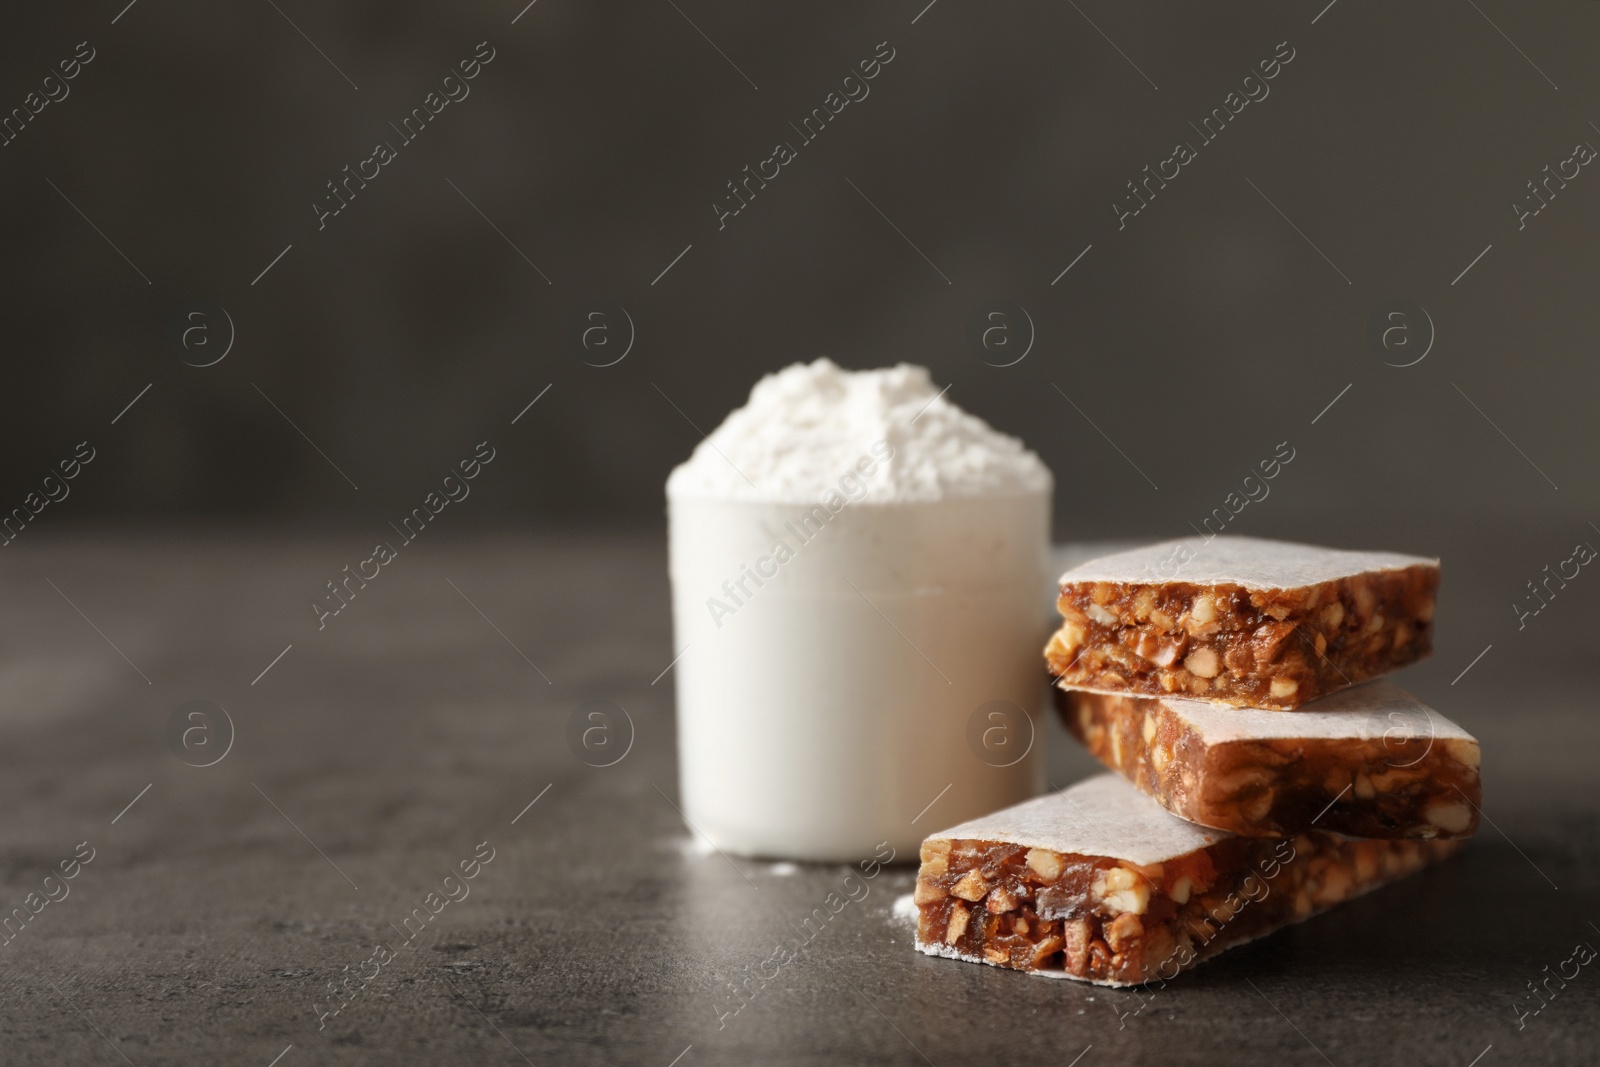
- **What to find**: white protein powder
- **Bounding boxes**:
[665,358,1052,503]
[667,359,1053,862]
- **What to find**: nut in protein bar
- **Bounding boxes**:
[1046,536,1438,710]
[1058,680,1481,839]
[913,774,1462,986]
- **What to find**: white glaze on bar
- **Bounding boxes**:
[1057,535,1437,590]
[926,773,1226,868]
[1156,679,1475,744]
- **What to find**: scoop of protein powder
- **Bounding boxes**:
[666,359,1053,862]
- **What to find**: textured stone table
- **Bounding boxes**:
[1,532,1595,1065]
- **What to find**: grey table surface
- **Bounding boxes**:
[2,529,1596,1066]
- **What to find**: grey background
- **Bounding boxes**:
[2,1,1599,1065]
[4,0,1595,534]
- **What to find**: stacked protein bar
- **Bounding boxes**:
[913,536,1480,986]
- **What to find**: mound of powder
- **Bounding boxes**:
[665,359,1052,503]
